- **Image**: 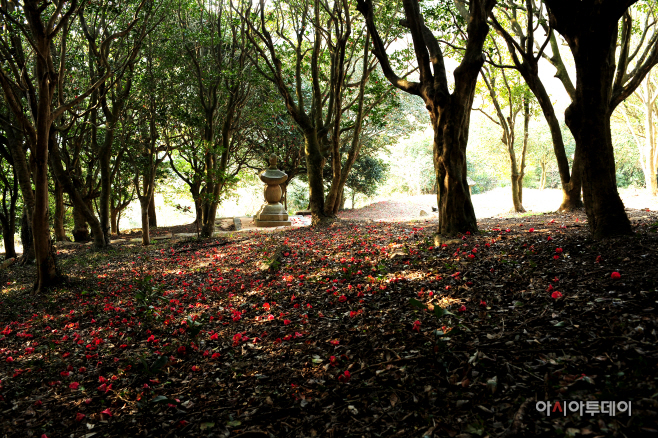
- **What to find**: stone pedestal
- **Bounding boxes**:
[254,155,291,227]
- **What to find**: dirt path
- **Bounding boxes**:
[338,187,658,222]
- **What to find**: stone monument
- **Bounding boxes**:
[254,154,291,227]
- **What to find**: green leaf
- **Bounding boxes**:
[151,355,169,373]
[433,306,454,318]
[200,422,215,430]
[226,420,242,427]
[150,395,169,404]
[409,298,427,310]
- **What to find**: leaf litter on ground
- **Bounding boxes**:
[1,207,658,437]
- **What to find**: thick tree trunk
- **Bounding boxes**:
[72,204,90,242]
[111,208,119,235]
[148,192,157,227]
[648,169,658,197]
[303,130,331,226]
[33,130,60,292]
[201,201,218,238]
[139,197,150,246]
[1,219,15,259]
[50,137,106,247]
[431,98,478,238]
[563,35,631,238]
[339,188,345,211]
[53,180,67,241]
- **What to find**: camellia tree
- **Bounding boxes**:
[618,66,658,197]
[534,0,658,237]
[476,61,536,212]
[243,0,406,225]
[0,0,151,292]
[170,0,254,238]
[357,0,496,239]
[488,0,584,211]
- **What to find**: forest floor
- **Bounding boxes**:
[1,199,658,437]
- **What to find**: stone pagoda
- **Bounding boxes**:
[254,154,291,227]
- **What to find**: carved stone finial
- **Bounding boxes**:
[269,154,278,168]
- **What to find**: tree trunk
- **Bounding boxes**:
[19,211,34,262]
[492,22,583,211]
[511,173,525,212]
[201,201,218,238]
[4,129,35,263]
[49,136,106,247]
[140,196,150,246]
[72,204,90,242]
[53,180,67,241]
[304,130,331,226]
[648,165,658,197]
[324,33,370,217]
[32,127,60,292]
[0,216,15,259]
[563,32,631,238]
[148,192,157,227]
[524,71,582,211]
[540,162,547,190]
[111,208,118,235]
[116,209,122,236]
[99,140,112,244]
[431,97,478,237]
[516,97,530,210]
[0,168,19,259]
[352,189,356,209]
[644,80,658,196]
[560,154,583,211]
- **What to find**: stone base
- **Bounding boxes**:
[259,213,289,221]
[256,202,289,223]
[254,219,292,228]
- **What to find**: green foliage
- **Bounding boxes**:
[346,156,389,198]
[134,274,166,319]
[612,129,644,188]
